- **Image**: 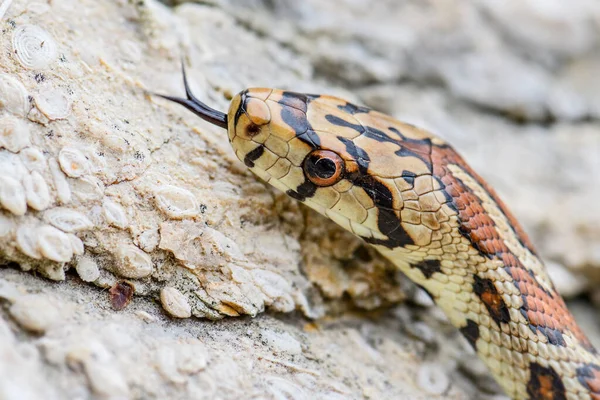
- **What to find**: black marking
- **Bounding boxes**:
[325,114,365,134]
[335,136,414,248]
[473,275,511,325]
[459,320,480,349]
[337,136,370,172]
[296,130,321,149]
[286,180,317,202]
[278,91,308,113]
[243,145,264,168]
[576,364,600,396]
[401,170,416,187]
[353,176,414,249]
[519,310,566,347]
[281,106,309,137]
[325,114,432,170]
[234,90,249,127]
[414,259,441,279]
[526,363,566,400]
[337,102,371,115]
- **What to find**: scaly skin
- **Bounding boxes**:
[160,72,600,400]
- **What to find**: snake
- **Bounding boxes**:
[158,65,600,400]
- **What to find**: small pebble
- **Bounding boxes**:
[160,287,192,318]
[109,281,135,311]
[75,256,100,282]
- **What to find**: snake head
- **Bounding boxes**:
[159,65,438,247]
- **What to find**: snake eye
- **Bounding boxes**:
[303,150,345,187]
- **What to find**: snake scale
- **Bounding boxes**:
[159,65,600,400]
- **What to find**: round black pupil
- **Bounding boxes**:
[310,156,336,179]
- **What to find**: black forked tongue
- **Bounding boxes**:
[156,63,228,129]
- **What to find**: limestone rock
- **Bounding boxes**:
[0,0,598,398]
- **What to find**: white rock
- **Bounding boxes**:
[58,147,90,178]
[23,171,51,211]
[546,260,587,298]
[37,225,73,262]
[0,116,30,153]
[0,213,14,237]
[49,158,71,204]
[44,207,93,233]
[20,147,46,171]
[0,175,27,216]
[68,234,84,256]
[12,24,58,70]
[155,185,198,219]
[9,294,61,333]
[260,329,302,355]
[103,198,128,229]
[114,244,153,278]
[75,256,100,282]
[160,287,192,318]
[0,73,28,116]
[137,228,159,252]
[16,224,41,259]
[71,176,104,202]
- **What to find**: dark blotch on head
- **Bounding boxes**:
[459,319,480,349]
[279,91,308,113]
[246,123,260,137]
[337,102,371,115]
[244,145,265,168]
[527,363,566,400]
[473,275,511,325]
[414,259,441,279]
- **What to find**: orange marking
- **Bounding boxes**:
[432,144,595,349]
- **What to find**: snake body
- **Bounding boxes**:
[160,68,600,400]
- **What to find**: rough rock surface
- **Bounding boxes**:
[0,0,599,399]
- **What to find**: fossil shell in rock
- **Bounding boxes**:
[0,74,28,116]
[49,158,72,204]
[0,175,26,216]
[155,185,198,219]
[58,147,90,178]
[0,115,30,153]
[23,171,51,211]
[114,244,153,279]
[20,147,47,171]
[160,287,192,318]
[12,24,58,70]
[103,199,128,229]
[75,256,100,282]
[16,224,41,259]
[37,225,73,262]
[44,207,93,233]
[34,88,71,121]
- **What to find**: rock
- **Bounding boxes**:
[8,294,62,333]
[0,0,599,398]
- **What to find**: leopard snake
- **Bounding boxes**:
[159,65,600,400]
